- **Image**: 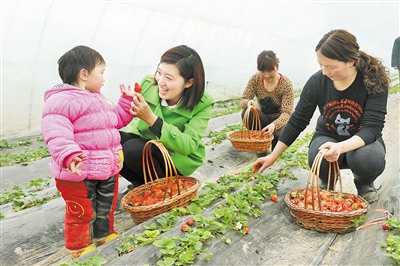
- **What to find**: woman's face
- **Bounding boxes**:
[258,66,278,82]
[155,63,193,106]
[317,50,354,81]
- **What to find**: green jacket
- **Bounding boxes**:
[123,74,215,176]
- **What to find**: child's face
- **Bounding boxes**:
[85,63,105,93]
[155,63,193,106]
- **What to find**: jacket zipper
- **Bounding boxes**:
[93,94,114,171]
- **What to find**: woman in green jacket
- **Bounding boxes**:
[119,45,215,187]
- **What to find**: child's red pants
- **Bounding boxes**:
[55,175,119,250]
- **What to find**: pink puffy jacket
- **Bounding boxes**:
[41,84,134,182]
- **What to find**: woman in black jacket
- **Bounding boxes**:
[253,29,390,203]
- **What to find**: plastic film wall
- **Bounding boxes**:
[1,0,399,138]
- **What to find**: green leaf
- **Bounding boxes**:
[187,203,202,214]
[153,236,176,249]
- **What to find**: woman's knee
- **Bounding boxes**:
[308,136,332,166]
[122,139,148,168]
[347,142,386,178]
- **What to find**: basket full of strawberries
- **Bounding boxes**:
[284,149,370,233]
[228,105,274,153]
[121,140,200,224]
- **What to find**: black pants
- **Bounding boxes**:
[85,176,118,239]
[119,132,174,186]
[241,109,283,150]
[308,135,386,186]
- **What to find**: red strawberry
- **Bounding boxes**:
[243,227,250,234]
[186,219,195,226]
[382,224,389,230]
[271,195,278,202]
[134,82,142,93]
[181,224,189,232]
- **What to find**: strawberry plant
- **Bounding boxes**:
[211,98,241,118]
[351,215,367,228]
[382,217,400,231]
[1,138,32,149]
[203,123,242,145]
[114,167,281,264]
[277,131,313,170]
[1,146,51,167]
[144,212,177,233]
[60,251,108,266]
[116,232,135,256]
[381,217,400,264]
[134,229,161,246]
[0,177,59,214]
[153,231,213,266]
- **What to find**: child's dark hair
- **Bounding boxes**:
[153,45,205,111]
[315,29,389,95]
[257,50,280,72]
[58,45,105,85]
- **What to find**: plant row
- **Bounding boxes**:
[67,167,290,266]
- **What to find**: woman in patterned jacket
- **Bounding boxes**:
[240,50,295,151]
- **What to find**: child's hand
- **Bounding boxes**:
[69,154,87,176]
[120,84,140,98]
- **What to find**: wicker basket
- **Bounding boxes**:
[284,149,370,233]
[121,140,200,224]
[228,105,274,152]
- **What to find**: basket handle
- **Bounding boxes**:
[142,140,181,197]
[241,105,266,139]
[242,105,262,130]
[304,148,342,210]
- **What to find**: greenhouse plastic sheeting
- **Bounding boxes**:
[1,1,399,138]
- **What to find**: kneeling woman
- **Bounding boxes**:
[119,45,215,187]
[240,50,294,150]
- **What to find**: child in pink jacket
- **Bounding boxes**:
[41,45,135,258]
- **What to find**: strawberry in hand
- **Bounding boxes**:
[134,82,142,93]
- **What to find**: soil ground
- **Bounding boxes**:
[0,94,399,266]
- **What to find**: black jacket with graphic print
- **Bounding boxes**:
[280,70,388,147]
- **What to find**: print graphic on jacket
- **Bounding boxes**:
[335,114,350,136]
[322,98,363,136]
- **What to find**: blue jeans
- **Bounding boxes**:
[308,136,386,185]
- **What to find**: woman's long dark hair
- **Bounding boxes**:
[316,29,389,95]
